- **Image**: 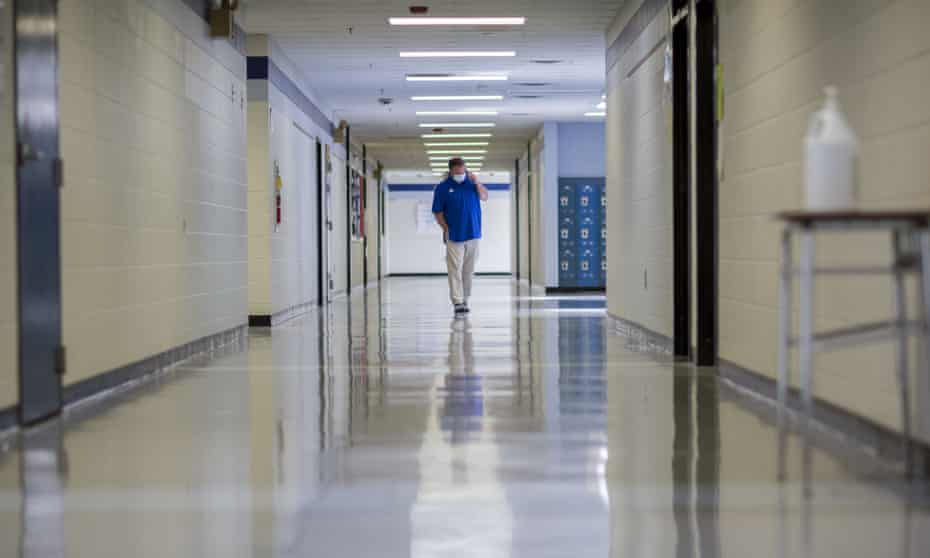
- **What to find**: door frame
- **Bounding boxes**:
[316,139,325,305]
[15,0,64,425]
[695,0,719,366]
[672,0,691,358]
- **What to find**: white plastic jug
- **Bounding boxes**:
[804,86,859,210]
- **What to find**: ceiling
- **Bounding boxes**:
[239,0,624,171]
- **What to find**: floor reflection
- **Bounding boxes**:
[1,278,930,557]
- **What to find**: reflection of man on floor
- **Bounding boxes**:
[432,157,489,316]
[441,318,482,444]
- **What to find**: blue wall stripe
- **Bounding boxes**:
[247,56,333,135]
[388,183,511,192]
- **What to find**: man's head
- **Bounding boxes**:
[447,158,467,184]
[448,157,467,175]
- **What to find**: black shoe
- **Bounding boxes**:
[454,303,467,315]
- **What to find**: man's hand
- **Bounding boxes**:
[469,172,489,201]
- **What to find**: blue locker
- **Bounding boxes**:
[558,178,606,288]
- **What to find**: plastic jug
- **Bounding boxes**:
[804,86,859,210]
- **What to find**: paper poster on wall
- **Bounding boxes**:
[416,202,439,235]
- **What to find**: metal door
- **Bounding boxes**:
[16,0,63,424]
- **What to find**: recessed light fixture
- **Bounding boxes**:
[427,149,487,154]
[389,17,526,26]
[419,123,496,128]
[584,112,606,117]
[429,156,485,160]
[401,51,516,58]
[424,142,489,147]
[412,95,503,101]
[416,110,498,116]
[422,133,493,138]
[407,75,508,82]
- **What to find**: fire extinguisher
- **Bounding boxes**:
[274,161,283,232]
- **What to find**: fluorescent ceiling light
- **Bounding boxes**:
[389,17,526,26]
[407,75,508,82]
[596,102,606,109]
[412,95,503,101]
[416,111,498,116]
[424,142,489,147]
[585,112,606,117]
[430,156,485,161]
[422,133,493,138]
[401,51,516,58]
[428,150,487,154]
[419,123,496,128]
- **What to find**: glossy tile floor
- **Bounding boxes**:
[1,277,929,557]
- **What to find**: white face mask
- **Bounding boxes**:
[452,173,466,184]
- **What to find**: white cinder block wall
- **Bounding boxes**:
[718,0,930,439]
[58,0,248,384]
[605,2,674,337]
[247,35,334,317]
[0,1,15,409]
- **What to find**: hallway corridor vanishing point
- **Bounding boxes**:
[0,278,928,557]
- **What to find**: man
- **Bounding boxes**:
[432,157,489,315]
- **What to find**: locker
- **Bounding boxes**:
[558,178,606,288]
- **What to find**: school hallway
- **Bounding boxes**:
[0,277,926,557]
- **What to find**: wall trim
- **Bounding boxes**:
[249,299,320,328]
[0,406,16,432]
[718,359,930,478]
[546,287,606,294]
[609,312,930,478]
[387,272,513,278]
[247,56,333,134]
[63,325,247,408]
[606,313,674,355]
[387,183,511,192]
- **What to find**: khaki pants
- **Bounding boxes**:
[445,239,479,305]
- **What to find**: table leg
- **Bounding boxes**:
[918,231,930,467]
[777,228,792,481]
[799,231,815,418]
[892,230,913,475]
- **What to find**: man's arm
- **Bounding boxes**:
[434,212,449,232]
[470,172,489,201]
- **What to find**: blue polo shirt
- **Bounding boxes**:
[432,177,482,242]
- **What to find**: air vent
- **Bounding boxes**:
[514,82,551,87]
[531,59,563,64]
[513,94,542,99]
[378,97,394,105]
[409,5,429,14]
[510,113,531,116]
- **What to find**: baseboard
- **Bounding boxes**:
[63,325,247,407]
[249,299,321,328]
[387,272,513,277]
[545,286,606,294]
[0,405,16,432]
[606,313,674,355]
[608,311,930,478]
[718,358,930,478]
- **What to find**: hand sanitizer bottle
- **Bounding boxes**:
[805,86,859,210]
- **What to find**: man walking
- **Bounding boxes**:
[432,157,489,315]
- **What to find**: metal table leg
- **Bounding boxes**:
[799,230,816,417]
[777,228,792,481]
[892,230,913,475]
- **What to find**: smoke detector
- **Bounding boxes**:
[409,5,429,14]
[378,97,394,105]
